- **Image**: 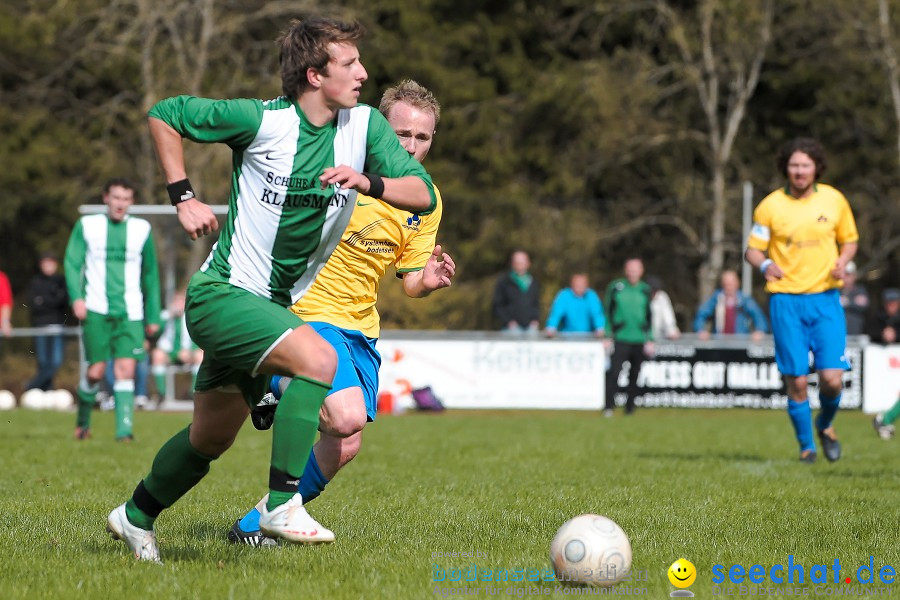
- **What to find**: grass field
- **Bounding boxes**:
[1,407,898,599]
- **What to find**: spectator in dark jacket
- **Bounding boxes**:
[26,252,70,390]
[869,287,900,344]
[492,250,540,333]
[839,261,869,336]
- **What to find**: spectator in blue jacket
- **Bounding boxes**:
[694,270,768,341]
[545,273,606,338]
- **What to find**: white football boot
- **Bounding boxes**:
[106,503,162,563]
[258,493,335,544]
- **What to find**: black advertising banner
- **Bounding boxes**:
[612,342,863,410]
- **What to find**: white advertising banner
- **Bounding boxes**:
[862,345,900,413]
[376,338,606,410]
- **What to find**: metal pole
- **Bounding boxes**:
[741,181,753,296]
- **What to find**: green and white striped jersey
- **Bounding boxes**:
[149,95,436,307]
[64,214,161,323]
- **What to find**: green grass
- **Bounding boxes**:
[0,408,898,599]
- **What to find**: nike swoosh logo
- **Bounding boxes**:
[265,151,275,160]
[357,201,373,206]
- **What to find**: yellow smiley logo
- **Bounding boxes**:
[668,558,697,588]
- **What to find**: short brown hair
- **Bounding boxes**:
[279,17,364,99]
[379,79,441,126]
[103,177,135,196]
[777,137,827,179]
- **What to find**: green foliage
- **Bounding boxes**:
[0,0,898,329]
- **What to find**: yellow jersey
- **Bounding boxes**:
[291,187,443,337]
[747,183,858,294]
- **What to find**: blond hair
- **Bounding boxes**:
[379,79,441,126]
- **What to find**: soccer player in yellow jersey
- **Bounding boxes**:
[229,80,455,545]
[745,138,858,464]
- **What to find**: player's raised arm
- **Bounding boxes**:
[318,167,431,212]
[148,117,218,241]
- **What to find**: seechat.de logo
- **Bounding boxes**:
[712,555,896,586]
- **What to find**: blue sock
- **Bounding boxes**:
[815,391,841,432]
[238,507,262,533]
[270,375,284,399]
[787,399,815,453]
[237,449,329,533]
[297,449,329,503]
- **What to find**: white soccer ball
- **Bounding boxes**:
[550,514,632,588]
[0,390,15,410]
[20,388,47,409]
[51,389,74,410]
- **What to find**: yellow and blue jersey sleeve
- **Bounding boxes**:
[395,186,443,276]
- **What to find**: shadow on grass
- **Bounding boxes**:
[86,536,206,563]
[637,451,766,462]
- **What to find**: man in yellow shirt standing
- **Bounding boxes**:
[745,138,858,463]
[229,80,455,545]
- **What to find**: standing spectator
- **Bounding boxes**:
[25,252,70,391]
[545,273,605,338]
[868,288,900,344]
[645,275,681,340]
[0,268,11,337]
[493,249,540,333]
[693,270,768,342]
[604,257,654,416]
[64,178,161,441]
[745,137,858,464]
[839,261,869,336]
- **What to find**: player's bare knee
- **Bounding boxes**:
[819,372,843,396]
[299,343,337,383]
[320,401,366,437]
[86,362,106,383]
[330,411,366,438]
[785,375,807,400]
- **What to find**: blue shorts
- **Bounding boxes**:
[310,323,381,421]
[769,289,850,376]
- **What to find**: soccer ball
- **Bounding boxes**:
[50,389,74,410]
[0,390,15,410]
[20,388,47,409]
[550,514,632,587]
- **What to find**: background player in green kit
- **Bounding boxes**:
[104,17,437,562]
[64,178,161,441]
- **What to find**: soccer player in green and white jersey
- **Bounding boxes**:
[64,178,161,441]
[104,17,437,562]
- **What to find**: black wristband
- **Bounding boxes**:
[166,178,196,206]
[362,172,385,199]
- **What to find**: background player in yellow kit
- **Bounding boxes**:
[745,137,858,464]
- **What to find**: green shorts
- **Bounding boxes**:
[82,311,145,364]
[186,271,305,404]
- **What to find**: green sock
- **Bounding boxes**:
[152,368,167,397]
[113,380,135,439]
[76,382,99,429]
[125,500,156,530]
[267,376,330,511]
[141,426,215,509]
[883,397,900,426]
